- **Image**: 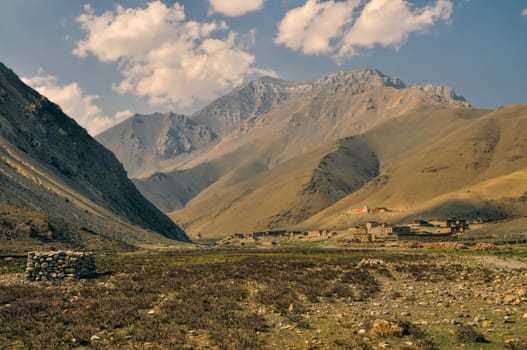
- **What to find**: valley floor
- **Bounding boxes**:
[1,246,527,349]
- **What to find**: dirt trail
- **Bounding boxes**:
[481,255,527,270]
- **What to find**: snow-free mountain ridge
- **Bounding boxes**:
[0,62,189,251]
[98,68,527,240]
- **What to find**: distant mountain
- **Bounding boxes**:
[98,68,469,179]
[96,113,216,178]
[99,68,511,238]
[0,62,189,251]
[190,76,311,137]
[300,105,527,231]
[168,105,527,237]
[97,76,311,178]
[128,69,469,211]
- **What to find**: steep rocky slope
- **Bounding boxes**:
[0,62,189,248]
[190,76,312,137]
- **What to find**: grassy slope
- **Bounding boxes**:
[170,107,483,237]
[301,105,527,230]
[164,87,470,237]
[171,105,527,237]
[138,85,463,215]
[169,136,381,238]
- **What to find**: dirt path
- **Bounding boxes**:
[481,255,527,270]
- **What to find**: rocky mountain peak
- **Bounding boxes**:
[191,76,302,137]
[99,67,472,181]
[410,84,468,105]
[316,68,406,90]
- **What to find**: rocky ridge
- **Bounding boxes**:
[98,68,468,179]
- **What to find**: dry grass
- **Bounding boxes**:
[0,248,525,349]
[0,251,383,349]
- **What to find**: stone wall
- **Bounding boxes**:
[26,251,96,281]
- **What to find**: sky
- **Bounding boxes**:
[0,0,526,135]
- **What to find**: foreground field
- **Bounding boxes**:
[1,246,527,349]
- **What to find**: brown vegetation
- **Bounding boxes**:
[1,247,526,349]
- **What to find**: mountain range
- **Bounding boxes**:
[95,68,525,239]
[98,69,469,179]
[0,62,189,253]
[2,59,523,246]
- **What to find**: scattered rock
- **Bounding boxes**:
[422,242,467,249]
[504,316,515,323]
[370,319,404,337]
[503,295,516,305]
[472,243,496,251]
[358,259,386,267]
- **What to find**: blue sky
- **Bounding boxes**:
[0,0,526,135]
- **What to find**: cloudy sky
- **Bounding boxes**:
[1,0,526,135]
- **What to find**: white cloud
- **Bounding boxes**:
[113,109,134,121]
[522,8,527,16]
[275,0,453,61]
[275,0,360,55]
[22,70,129,136]
[208,0,265,17]
[73,1,274,111]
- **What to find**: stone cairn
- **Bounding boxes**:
[26,251,96,281]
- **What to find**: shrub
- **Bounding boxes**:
[456,324,487,343]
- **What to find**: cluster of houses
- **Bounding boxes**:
[343,218,470,243]
[216,218,473,246]
[346,205,391,215]
[217,229,337,246]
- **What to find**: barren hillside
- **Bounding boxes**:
[0,62,189,250]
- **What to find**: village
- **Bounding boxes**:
[217,229,338,246]
[216,217,478,247]
[339,217,472,244]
